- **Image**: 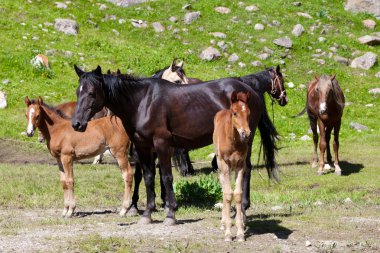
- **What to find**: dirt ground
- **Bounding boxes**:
[0,138,379,252]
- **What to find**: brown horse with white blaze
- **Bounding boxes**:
[24,96,133,218]
[298,75,345,175]
[213,91,251,242]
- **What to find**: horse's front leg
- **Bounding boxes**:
[60,155,76,218]
[154,139,177,226]
[309,115,319,168]
[325,125,333,167]
[317,120,326,175]
[136,148,156,224]
[333,120,342,176]
[218,159,232,241]
[234,164,245,242]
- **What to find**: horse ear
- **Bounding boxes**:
[176,59,184,69]
[37,96,43,105]
[330,74,336,81]
[24,96,31,106]
[94,65,102,76]
[231,91,238,103]
[276,65,281,74]
[117,69,121,75]
[107,70,111,74]
[314,75,319,81]
[74,64,84,77]
[171,59,177,72]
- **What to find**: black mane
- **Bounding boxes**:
[239,68,273,93]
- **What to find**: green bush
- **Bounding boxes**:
[174,174,222,208]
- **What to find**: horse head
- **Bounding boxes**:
[24,96,43,137]
[161,59,189,84]
[314,74,336,115]
[230,91,252,142]
[269,65,288,106]
[72,65,106,132]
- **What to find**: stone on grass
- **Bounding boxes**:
[258,53,270,60]
[228,53,239,63]
[344,197,353,204]
[334,56,350,65]
[0,91,6,109]
[345,0,380,17]
[169,16,178,23]
[184,11,200,24]
[210,32,226,38]
[375,72,380,78]
[297,12,312,19]
[99,4,107,10]
[55,2,68,9]
[362,19,376,29]
[254,23,265,31]
[112,29,119,36]
[215,7,230,14]
[152,22,165,32]
[182,4,191,10]
[271,205,283,211]
[238,62,246,68]
[106,0,149,7]
[54,18,78,35]
[131,19,147,28]
[251,60,262,67]
[306,240,312,247]
[273,37,293,48]
[199,47,221,61]
[350,122,369,131]
[314,200,323,206]
[2,79,10,85]
[292,24,304,37]
[293,2,302,6]
[358,35,380,45]
[369,88,380,94]
[245,5,259,11]
[287,82,295,88]
[300,135,311,141]
[350,52,378,70]
[217,41,228,52]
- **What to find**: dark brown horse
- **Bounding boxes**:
[296,75,345,175]
[71,65,279,226]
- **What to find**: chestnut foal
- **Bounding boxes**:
[25,96,132,218]
[213,91,252,242]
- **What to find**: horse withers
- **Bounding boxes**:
[25,96,133,218]
[296,75,345,175]
[214,91,252,242]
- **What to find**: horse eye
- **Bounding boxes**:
[175,80,182,84]
[89,92,96,98]
[233,112,237,116]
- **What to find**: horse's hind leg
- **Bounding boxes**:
[325,125,333,167]
[309,116,319,168]
[333,120,342,176]
[60,155,76,218]
[234,165,245,242]
[218,159,232,241]
[241,140,253,221]
[128,161,142,216]
[57,159,69,217]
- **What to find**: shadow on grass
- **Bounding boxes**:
[118,218,203,227]
[245,218,293,239]
[74,209,114,217]
[340,161,364,176]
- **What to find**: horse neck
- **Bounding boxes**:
[240,70,271,94]
[38,105,64,141]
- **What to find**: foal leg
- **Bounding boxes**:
[57,159,69,217]
[234,165,245,242]
[333,120,342,176]
[61,155,76,218]
[317,120,326,175]
[309,116,319,168]
[218,160,232,241]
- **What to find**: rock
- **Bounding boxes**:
[258,53,270,60]
[369,88,380,94]
[217,41,228,52]
[152,22,165,32]
[0,91,6,109]
[314,200,323,206]
[297,12,312,18]
[375,72,380,78]
[272,20,281,27]
[119,18,126,24]
[215,7,230,14]
[199,47,221,61]
[245,5,259,11]
[254,23,265,30]
[345,0,380,17]
[169,16,178,23]
[365,104,374,107]
[334,55,350,65]
[184,11,200,24]
[299,84,306,89]
[112,29,119,36]
[273,37,293,48]
[182,4,191,10]
[350,52,378,70]
[289,133,296,139]
[251,60,262,67]
[214,202,223,210]
[228,53,239,63]
[358,35,380,45]
[271,205,283,211]
[99,4,107,10]
[300,135,311,141]
[54,18,78,35]
[106,0,149,7]
[292,24,304,37]
[344,197,353,203]
[306,241,312,247]
[55,2,67,9]
[131,19,147,28]
[350,122,369,131]
[2,79,10,85]
[238,62,246,68]
[30,54,49,68]
[318,37,326,42]
[362,19,376,29]
[210,32,226,38]
[293,2,302,6]
[287,82,295,88]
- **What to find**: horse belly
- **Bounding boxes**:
[71,139,107,160]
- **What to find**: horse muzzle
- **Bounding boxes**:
[26,130,35,137]
[238,129,251,142]
[72,121,87,132]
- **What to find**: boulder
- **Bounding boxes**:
[54,18,78,35]
[199,47,221,61]
[358,35,380,45]
[273,37,293,48]
[184,11,200,24]
[350,52,378,70]
[345,0,380,17]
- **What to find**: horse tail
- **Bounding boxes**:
[292,106,307,118]
[258,107,279,181]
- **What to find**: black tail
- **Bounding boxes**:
[258,107,279,181]
[293,107,306,118]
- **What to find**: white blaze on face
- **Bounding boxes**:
[27,108,35,135]
[79,85,83,93]
[241,105,246,112]
[319,102,327,113]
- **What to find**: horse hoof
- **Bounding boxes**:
[335,170,342,176]
[224,235,232,242]
[138,216,152,225]
[317,171,324,176]
[311,161,319,168]
[236,235,245,242]
[126,206,139,217]
[119,208,127,217]
[163,217,177,226]
[61,208,68,217]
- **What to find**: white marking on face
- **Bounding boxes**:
[319,102,326,113]
[79,85,83,93]
[27,108,35,135]
[242,105,246,112]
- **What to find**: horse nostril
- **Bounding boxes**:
[72,121,80,130]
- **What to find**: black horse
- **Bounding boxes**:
[72,65,279,225]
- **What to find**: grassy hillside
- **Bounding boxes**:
[0,0,379,160]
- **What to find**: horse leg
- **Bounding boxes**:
[218,159,232,241]
[309,116,319,168]
[136,149,156,224]
[154,139,177,226]
[128,161,142,216]
[57,159,69,217]
[234,165,245,242]
[212,155,218,171]
[333,120,342,176]
[241,141,253,221]
[325,125,333,167]
[158,164,167,209]
[317,120,326,175]
[92,153,103,164]
[183,149,195,175]
[60,155,75,218]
